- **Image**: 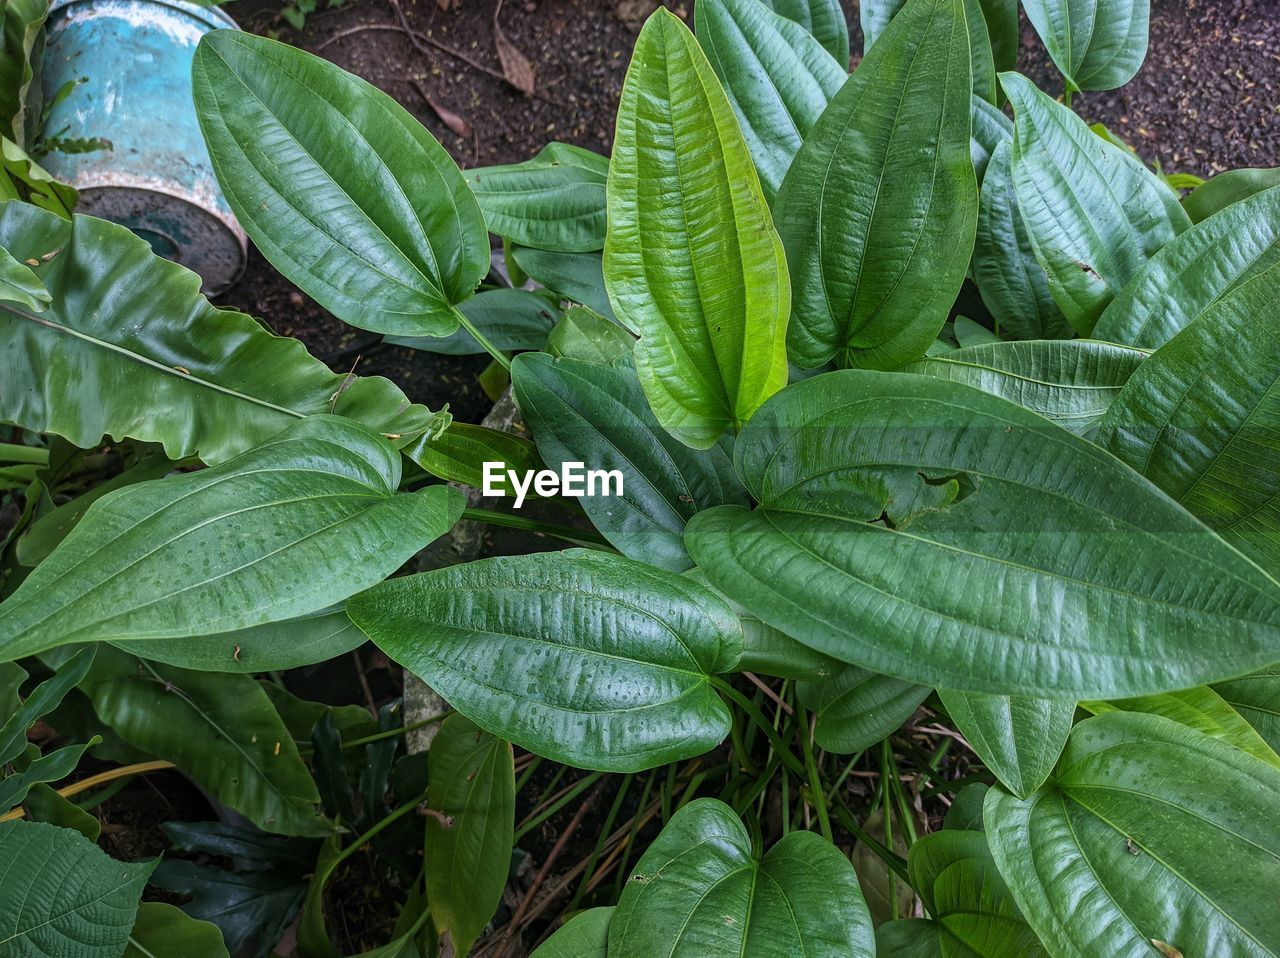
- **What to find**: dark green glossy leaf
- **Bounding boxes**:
[1002,72,1188,334]
[859,0,904,49]
[1183,166,1280,223]
[684,370,1280,698]
[857,0,993,101]
[124,903,229,958]
[877,920,943,958]
[775,0,976,370]
[350,550,741,771]
[387,288,559,356]
[425,715,514,957]
[513,352,748,571]
[1092,184,1280,349]
[546,305,634,364]
[609,798,874,957]
[0,0,46,143]
[530,908,612,958]
[0,417,464,661]
[465,143,608,252]
[695,0,847,201]
[0,646,93,764]
[0,740,93,814]
[0,244,47,310]
[509,246,618,323]
[763,0,849,63]
[20,783,101,841]
[901,340,1146,433]
[797,665,930,753]
[970,95,1012,185]
[606,8,789,448]
[1022,0,1148,91]
[986,711,1280,958]
[975,0,1018,71]
[1212,665,1280,754]
[194,31,488,336]
[938,690,1074,796]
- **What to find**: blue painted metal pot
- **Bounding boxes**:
[39,0,246,293]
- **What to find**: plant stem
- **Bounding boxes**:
[453,307,512,372]
[0,443,47,465]
[710,677,807,779]
[0,760,176,822]
[799,710,833,843]
[461,506,613,549]
[341,710,451,749]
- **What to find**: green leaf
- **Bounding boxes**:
[877,920,944,958]
[1092,184,1280,349]
[606,8,790,449]
[0,821,154,957]
[1183,166,1280,223]
[124,903,229,958]
[797,665,930,753]
[401,421,543,491]
[859,0,905,49]
[938,690,1074,796]
[762,0,849,63]
[0,202,442,464]
[0,244,48,310]
[349,550,741,772]
[512,352,748,571]
[509,246,618,323]
[466,143,608,252]
[962,0,998,104]
[387,288,559,356]
[609,798,874,957]
[530,908,612,958]
[901,339,1147,434]
[970,95,1012,185]
[1097,263,1280,574]
[546,305,634,365]
[775,0,976,371]
[974,0,1018,72]
[1212,665,1280,754]
[425,715,514,957]
[0,740,94,814]
[1080,686,1280,769]
[985,711,1280,958]
[973,140,1072,340]
[0,417,464,661]
[684,370,1280,698]
[193,31,488,337]
[1001,72,1189,334]
[0,647,94,764]
[1022,0,1148,91]
[0,137,76,218]
[0,0,47,143]
[695,0,847,202]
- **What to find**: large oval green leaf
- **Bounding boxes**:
[763,0,849,64]
[684,370,1280,698]
[985,711,1280,958]
[608,798,874,957]
[1092,184,1280,349]
[1212,665,1280,754]
[901,339,1146,434]
[0,202,442,464]
[348,550,741,772]
[1183,166,1280,223]
[1002,72,1188,335]
[388,287,559,356]
[938,690,1074,797]
[1097,263,1280,575]
[193,31,488,337]
[124,903,229,958]
[695,0,847,202]
[531,908,612,958]
[797,665,930,753]
[605,8,790,449]
[774,0,976,370]
[0,417,465,661]
[1022,0,1148,92]
[512,352,748,571]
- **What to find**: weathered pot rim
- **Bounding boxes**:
[47,0,238,32]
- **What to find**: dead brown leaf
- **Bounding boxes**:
[413,79,473,138]
[493,0,537,96]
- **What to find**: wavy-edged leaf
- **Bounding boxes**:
[531,907,612,958]
[425,715,514,957]
[775,0,976,371]
[797,665,930,752]
[985,711,1280,958]
[194,31,488,336]
[350,550,741,772]
[1092,184,1280,349]
[763,0,849,63]
[1023,0,1148,91]
[609,798,874,957]
[0,202,440,464]
[938,690,1074,797]
[695,0,847,202]
[465,143,608,252]
[1212,665,1280,754]
[387,287,559,356]
[606,8,789,449]
[684,370,1280,698]
[124,903,229,958]
[0,646,93,764]
[0,820,154,958]
[513,352,748,571]
[1002,72,1188,334]
[0,244,47,310]
[1097,263,1280,574]
[0,417,465,661]
[901,339,1146,433]
[1183,166,1280,223]
[0,741,94,814]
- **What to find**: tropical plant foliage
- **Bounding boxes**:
[2,0,1279,955]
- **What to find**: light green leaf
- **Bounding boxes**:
[775,0,976,371]
[193,31,488,336]
[695,0,847,202]
[762,0,849,63]
[684,370,1280,698]
[0,417,464,661]
[0,137,76,217]
[858,0,993,101]
[608,798,874,957]
[1001,71,1189,334]
[0,202,442,464]
[0,244,48,310]
[0,819,155,958]
[1183,166,1280,223]
[901,339,1147,433]
[124,903,229,958]
[387,288,559,356]
[1212,665,1280,754]
[349,550,741,771]
[1022,0,1148,91]
[401,421,543,491]
[797,665,930,753]
[985,711,1280,958]
[426,715,514,958]
[546,305,634,365]
[1092,184,1280,349]
[938,690,1074,796]
[513,352,748,571]
[530,908,612,958]
[466,143,608,252]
